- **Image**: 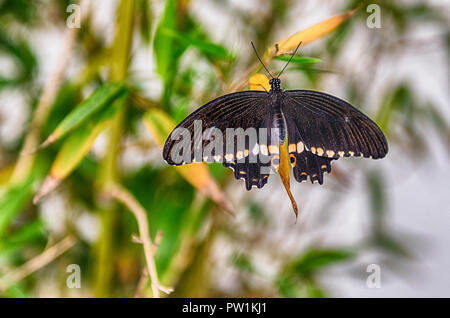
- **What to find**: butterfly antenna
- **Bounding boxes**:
[251,41,274,79]
[277,41,302,78]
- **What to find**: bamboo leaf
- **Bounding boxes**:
[153,0,177,82]
[161,28,231,60]
[0,220,45,259]
[267,9,357,57]
[232,10,356,92]
[143,109,233,213]
[41,82,126,148]
[33,95,127,204]
[136,0,153,45]
[0,178,34,237]
[289,248,354,277]
[275,55,322,65]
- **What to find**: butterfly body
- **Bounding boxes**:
[163,78,388,191]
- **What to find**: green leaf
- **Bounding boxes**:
[52,93,126,179]
[376,83,413,134]
[3,284,29,298]
[161,28,231,60]
[33,93,128,203]
[290,248,354,276]
[3,220,45,245]
[0,220,46,258]
[0,32,37,88]
[276,247,353,297]
[0,178,35,237]
[153,0,177,82]
[44,83,83,139]
[230,252,255,273]
[41,82,126,147]
[153,0,197,107]
[275,55,322,65]
[367,170,386,218]
[137,0,153,45]
[276,275,327,298]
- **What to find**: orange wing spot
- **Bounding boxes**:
[289,153,296,167]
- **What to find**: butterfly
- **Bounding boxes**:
[163,42,388,206]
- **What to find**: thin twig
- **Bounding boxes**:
[11,0,89,183]
[134,268,149,298]
[0,236,77,293]
[105,182,173,298]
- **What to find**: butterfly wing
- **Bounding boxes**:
[223,154,274,190]
[283,90,388,159]
[163,91,278,190]
[288,150,333,184]
[282,90,388,184]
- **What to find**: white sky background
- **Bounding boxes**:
[0,0,449,297]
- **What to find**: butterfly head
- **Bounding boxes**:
[269,78,281,92]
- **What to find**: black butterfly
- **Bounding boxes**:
[163,43,388,191]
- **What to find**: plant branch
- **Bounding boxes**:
[0,236,77,293]
[105,182,173,298]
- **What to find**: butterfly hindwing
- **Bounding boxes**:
[221,108,281,191]
[223,154,274,190]
[283,90,388,160]
[286,122,333,184]
[290,151,333,184]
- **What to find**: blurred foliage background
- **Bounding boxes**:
[0,0,449,298]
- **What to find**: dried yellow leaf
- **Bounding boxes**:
[267,9,357,57]
[143,109,233,213]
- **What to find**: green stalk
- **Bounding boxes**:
[93,0,135,297]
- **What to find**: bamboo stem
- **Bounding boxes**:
[11,0,89,183]
[93,0,135,297]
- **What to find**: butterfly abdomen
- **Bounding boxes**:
[272,102,287,145]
